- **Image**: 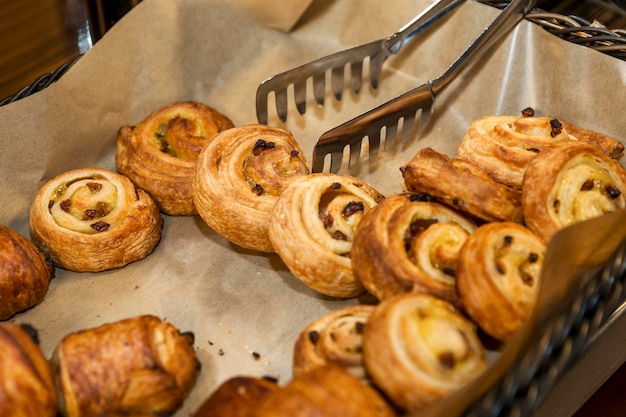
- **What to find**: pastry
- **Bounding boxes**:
[192,376,279,417]
[293,304,374,382]
[351,192,476,306]
[522,141,626,242]
[363,293,487,411]
[193,124,310,252]
[250,365,397,417]
[400,147,523,223]
[29,167,163,272]
[457,111,624,189]
[0,224,54,320]
[116,101,234,215]
[457,222,546,341]
[51,315,200,417]
[268,173,385,298]
[0,323,58,417]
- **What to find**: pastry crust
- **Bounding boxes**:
[0,224,53,319]
[116,101,234,216]
[29,167,163,272]
[457,115,625,189]
[293,304,374,382]
[0,323,58,417]
[51,315,200,417]
[268,173,385,298]
[457,222,546,341]
[363,293,487,411]
[522,141,626,242]
[192,376,279,417]
[352,193,476,306]
[400,147,523,223]
[193,124,310,252]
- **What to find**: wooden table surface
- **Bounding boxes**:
[0,0,625,416]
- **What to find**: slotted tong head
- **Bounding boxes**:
[256,0,536,173]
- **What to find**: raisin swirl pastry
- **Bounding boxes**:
[363,293,487,411]
[400,147,523,223]
[193,124,310,252]
[51,315,200,417]
[0,323,58,417]
[457,222,546,341]
[116,101,234,215]
[269,173,385,298]
[457,113,625,189]
[352,193,476,306]
[0,224,53,320]
[29,168,163,272]
[293,304,374,382]
[522,141,626,242]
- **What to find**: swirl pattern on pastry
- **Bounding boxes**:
[0,323,58,417]
[522,141,626,242]
[269,173,385,298]
[457,222,546,341]
[193,124,310,252]
[293,304,374,382]
[362,293,487,411]
[29,167,163,272]
[352,193,476,306]
[51,315,200,417]
[0,224,53,320]
[400,147,523,223]
[116,101,234,216]
[457,113,624,189]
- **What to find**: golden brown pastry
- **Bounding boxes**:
[522,141,626,242]
[269,173,385,298]
[29,167,163,272]
[51,315,200,417]
[400,147,523,223]
[192,376,279,417]
[0,323,58,417]
[351,193,476,306]
[250,365,397,417]
[116,101,234,215]
[293,304,374,382]
[457,222,546,341]
[363,293,487,411]
[0,224,53,320]
[456,112,624,189]
[193,124,310,252]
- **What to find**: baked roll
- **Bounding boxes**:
[29,167,163,272]
[0,224,54,320]
[192,376,279,417]
[250,365,397,417]
[351,193,476,306]
[363,293,487,411]
[400,147,523,223]
[268,173,385,298]
[0,323,58,417]
[457,113,624,189]
[457,222,546,341]
[116,101,234,215]
[193,124,310,252]
[522,141,626,242]
[51,315,200,417]
[293,304,374,382]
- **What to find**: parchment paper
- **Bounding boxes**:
[1,0,626,415]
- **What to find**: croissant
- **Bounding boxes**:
[116,101,234,215]
[192,376,279,417]
[0,224,53,320]
[351,192,476,306]
[193,124,310,252]
[29,167,163,272]
[51,315,200,417]
[269,173,385,298]
[0,323,58,417]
